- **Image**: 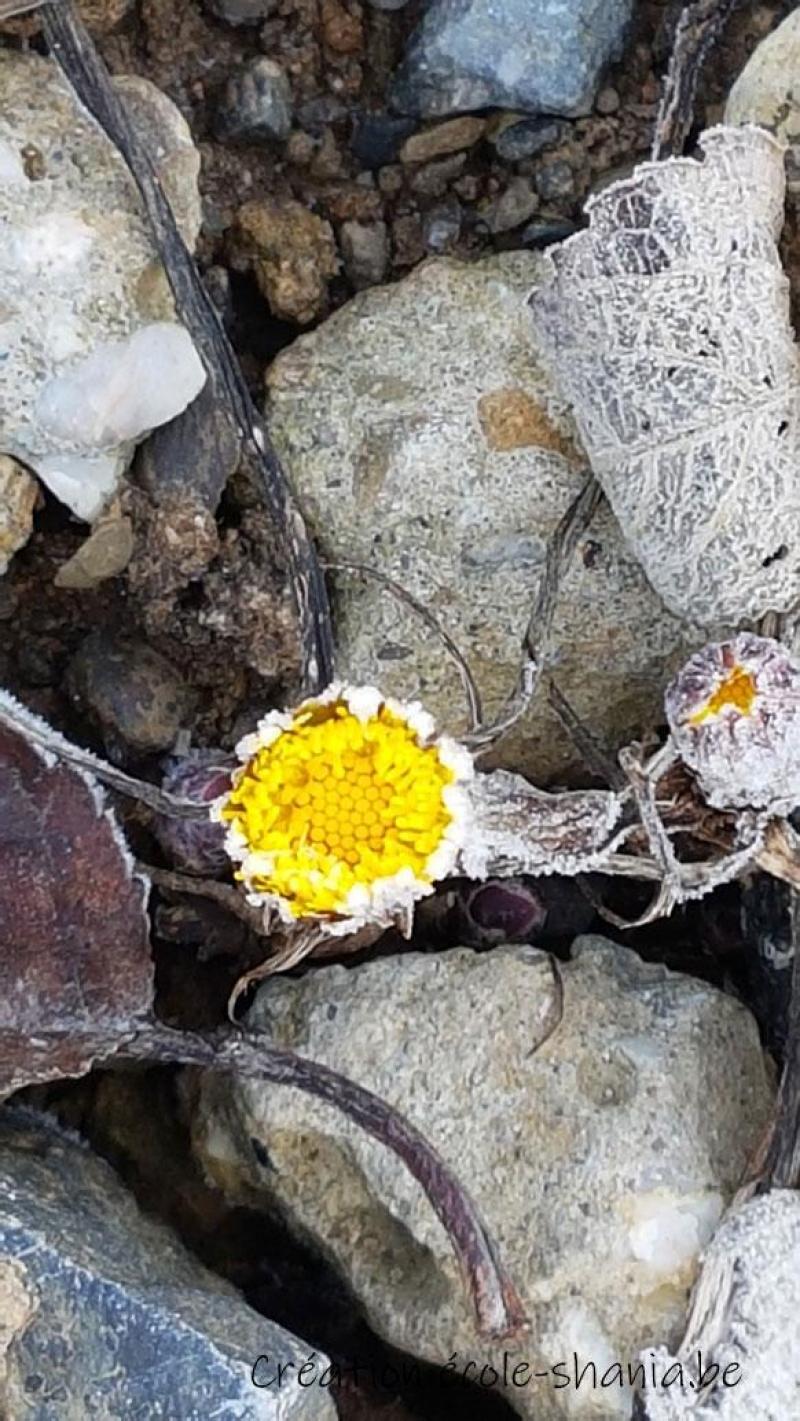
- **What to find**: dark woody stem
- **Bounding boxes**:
[120,1020,528,1341]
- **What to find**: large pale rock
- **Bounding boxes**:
[0,1108,335,1420]
[0,52,205,523]
[192,937,773,1421]
[726,9,800,189]
[266,254,705,783]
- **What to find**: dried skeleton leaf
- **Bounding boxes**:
[529,126,800,626]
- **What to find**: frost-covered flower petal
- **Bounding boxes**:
[213,685,473,931]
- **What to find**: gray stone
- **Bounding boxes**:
[0,1109,335,1421]
[264,253,704,784]
[339,220,390,289]
[422,196,462,250]
[193,938,773,1421]
[0,52,204,523]
[535,158,577,203]
[489,175,539,232]
[203,0,276,22]
[0,454,37,576]
[725,8,800,193]
[67,630,195,755]
[215,57,293,145]
[365,0,409,10]
[350,113,417,168]
[491,116,565,163]
[391,0,634,119]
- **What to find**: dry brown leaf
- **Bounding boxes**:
[0,710,153,1097]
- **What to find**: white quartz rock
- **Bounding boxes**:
[35,324,206,450]
[0,50,204,522]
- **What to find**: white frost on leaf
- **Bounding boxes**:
[529,125,800,625]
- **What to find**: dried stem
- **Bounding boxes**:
[40,0,333,693]
[323,559,482,730]
[465,475,602,752]
[652,0,743,160]
[119,1020,528,1341]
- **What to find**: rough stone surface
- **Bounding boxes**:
[725,8,800,192]
[67,630,195,755]
[204,0,277,21]
[0,1109,335,1421]
[228,198,339,323]
[398,115,486,164]
[490,176,539,232]
[0,52,204,522]
[215,57,294,145]
[265,253,705,783]
[0,455,37,576]
[193,938,773,1421]
[339,220,390,288]
[490,116,565,163]
[391,0,634,119]
[53,503,134,589]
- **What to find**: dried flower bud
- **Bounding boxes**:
[459,879,547,946]
[665,634,800,813]
[153,750,235,874]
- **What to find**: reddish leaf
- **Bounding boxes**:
[0,713,153,1095]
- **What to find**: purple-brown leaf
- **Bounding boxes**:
[0,715,153,1096]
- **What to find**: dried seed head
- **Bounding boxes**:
[665,633,800,812]
[153,751,234,875]
[213,683,474,933]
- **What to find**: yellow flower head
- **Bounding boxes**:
[213,684,473,931]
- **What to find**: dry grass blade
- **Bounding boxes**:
[40,0,333,693]
[465,474,602,752]
[652,0,743,160]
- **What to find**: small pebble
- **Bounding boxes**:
[596,85,621,114]
[399,116,486,165]
[203,0,276,22]
[340,220,390,289]
[54,507,134,590]
[409,152,466,197]
[535,159,577,203]
[422,196,462,252]
[0,454,37,576]
[491,117,564,163]
[215,57,293,144]
[67,631,195,755]
[351,113,416,169]
[490,175,539,233]
[378,164,404,196]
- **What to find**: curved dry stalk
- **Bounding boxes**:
[464,475,602,753]
[120,1020,528,1342]
[652,0,743,161]
[324,558,483,730]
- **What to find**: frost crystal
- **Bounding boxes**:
[529,126,800,625]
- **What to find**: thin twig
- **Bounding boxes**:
[464,475,602,753]
[547,679,626,788]
[0,689,207,820]
[40,1,333,694]
[323,559,482,730]
[652,0,743,160]
[120,1020,528,1341]
[143,864,266,931]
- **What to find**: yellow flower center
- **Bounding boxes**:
[220,697,457,920]
[689,663,758,725]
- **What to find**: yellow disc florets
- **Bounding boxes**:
[213,684,472,930]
